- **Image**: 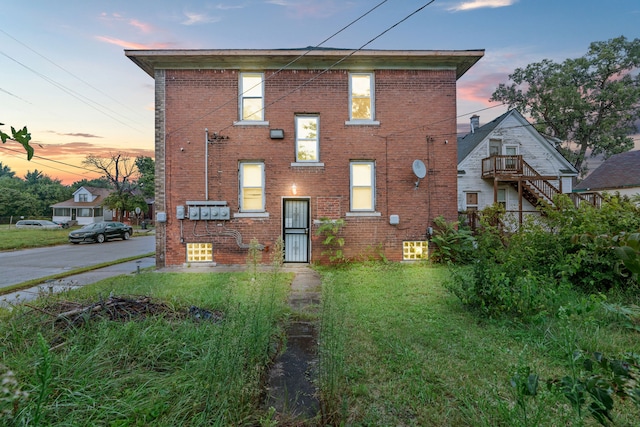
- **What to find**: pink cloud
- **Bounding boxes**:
[129,19,153,33]
[95,36,172,49]
[458,72,509,105]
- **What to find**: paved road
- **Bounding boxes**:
[0,235,156,289]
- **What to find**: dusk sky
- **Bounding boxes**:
[2,0,638,184]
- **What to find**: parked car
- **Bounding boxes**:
[68,222,133,244]
[53,221,70,229]
[15,219,64,230]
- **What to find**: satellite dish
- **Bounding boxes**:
[412,159,426,188]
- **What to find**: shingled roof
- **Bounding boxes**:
[574,150,640,191]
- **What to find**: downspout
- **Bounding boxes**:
[205,128,209,201]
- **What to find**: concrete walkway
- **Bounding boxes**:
[266,267,322,422]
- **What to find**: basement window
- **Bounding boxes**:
[403,241,428,260]
[186,243,213,262]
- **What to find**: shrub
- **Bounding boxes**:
[429,215,475,264]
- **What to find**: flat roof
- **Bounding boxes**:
[125,48,484,80]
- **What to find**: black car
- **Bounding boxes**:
[69,221,133,244]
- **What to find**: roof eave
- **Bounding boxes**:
[125,48,485,80]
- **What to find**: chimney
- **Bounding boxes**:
[470,115,480,134]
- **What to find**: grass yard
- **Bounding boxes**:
[0,226,72,250]
[0,269,292,426]
[317,263,639,426]
[1,263,638,426]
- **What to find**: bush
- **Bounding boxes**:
[446,194,640,320]
[429,215,475,264]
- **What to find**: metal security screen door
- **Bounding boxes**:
[283,199,310,262]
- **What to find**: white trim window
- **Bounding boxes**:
[497,188,506,208]
[295,115,319,162]
[350,161,375,211]
[465,192,479,211]
[239,162,265,212]
[349,73,374,121]
[239,73,264,121]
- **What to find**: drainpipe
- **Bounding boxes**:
[205,128,209,201]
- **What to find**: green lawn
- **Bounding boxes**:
[0,226,73,250]
[1,263,637,426]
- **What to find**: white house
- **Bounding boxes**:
[457,109,578,225]
[574,150,640,199]
[51,186,114,226]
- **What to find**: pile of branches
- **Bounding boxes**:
[50,295,182,326]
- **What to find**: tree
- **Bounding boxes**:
[0,162,16,179]
[70,177,112,191]
[490,36,640,176]
[134,156,155,198]
[82,152,145,220]
[1,123,33,160]
[23,170,72,217]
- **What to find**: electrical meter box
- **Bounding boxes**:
[200,207,211,220]
[219,207,230,220]
[176,205,185,220]
[210,207,220,219]
[156,212,167,223]
[189,206,200,220]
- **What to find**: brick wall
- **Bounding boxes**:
[157,67,458,265]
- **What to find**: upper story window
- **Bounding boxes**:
[349,73,374,121]
[239,162,265,212]
[295,115,319,162]
[350,161,375,211]
[78,194,88,202]
[239,73,264,121]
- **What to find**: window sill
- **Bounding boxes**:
[233,212,269,218]
[345,120,380,126]
[346,211,381,217]
[233,120,269,126]
[291,162,325,168]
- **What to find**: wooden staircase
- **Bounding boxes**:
[481,155,602,210]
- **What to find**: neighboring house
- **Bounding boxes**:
[457,109,579,226]
[574,150,640,199]
[126,48,484,267]
[51,186,113,226]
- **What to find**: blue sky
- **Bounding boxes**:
[1,0,638,183]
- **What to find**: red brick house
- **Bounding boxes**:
[125,48,484,267]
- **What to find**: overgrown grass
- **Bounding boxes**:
[0,227,72,250]
[0,269,292,426]
[317,263,639,426]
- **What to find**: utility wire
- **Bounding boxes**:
[168,0,390,136]
[0,50,145,133]
[216,0,437,135]
[0,28,147,122]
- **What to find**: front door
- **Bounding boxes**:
[283,199,309,263]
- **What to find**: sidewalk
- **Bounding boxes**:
[0,256,156,308]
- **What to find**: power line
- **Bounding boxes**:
[0,144,99,174]
[215,0,437,135]
[168,0,391,137]
[0,145,98,179]
[0,50,145,133]
[0,28,147,122]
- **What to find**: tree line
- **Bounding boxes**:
[0,154,154,222]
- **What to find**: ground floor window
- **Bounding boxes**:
[77,208,92,217]
[350,161,375,211]
[465,192,479,211]
[403,241,428,260]
[186,243,213,262]
[54,208,71,216]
